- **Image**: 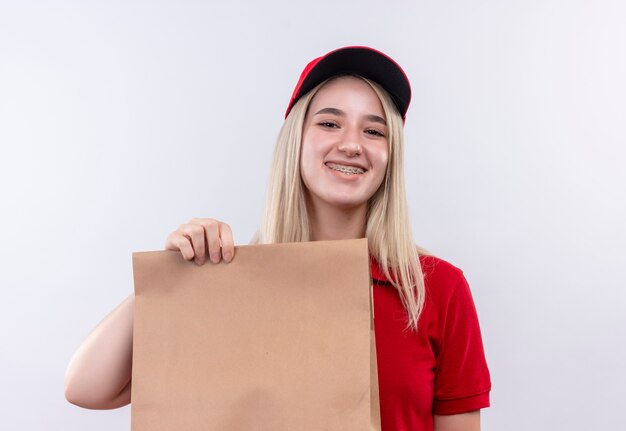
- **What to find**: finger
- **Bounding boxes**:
[199,219,221,263]
[179,224,207,264]
[167,235,195,261]
[165,231,194,257]
[219,223,235,263]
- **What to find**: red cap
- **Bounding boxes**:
[285,46,412,121]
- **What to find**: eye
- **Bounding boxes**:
[318,120,339,128]
[365,128,386,137]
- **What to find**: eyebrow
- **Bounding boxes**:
[313,107,387,126]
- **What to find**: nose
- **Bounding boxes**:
[338,142,362,157]
[337,130,362,157]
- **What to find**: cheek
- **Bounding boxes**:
[300,130,330,177]
[372,146,389,173]
[370,147,389,189]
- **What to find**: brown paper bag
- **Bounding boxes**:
[131,238,381,431]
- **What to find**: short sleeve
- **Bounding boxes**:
[432,272,491,415]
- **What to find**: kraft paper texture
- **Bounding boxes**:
[131,238,381,431]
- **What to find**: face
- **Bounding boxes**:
[300,76,389,212]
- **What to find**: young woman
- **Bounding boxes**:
[65,46,491,431]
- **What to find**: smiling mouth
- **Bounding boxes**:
[326,162,366,175]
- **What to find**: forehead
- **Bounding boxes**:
[308,76,384,114]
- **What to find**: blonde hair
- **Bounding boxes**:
[256,76,428,330]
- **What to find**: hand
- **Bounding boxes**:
[165,218,235,265]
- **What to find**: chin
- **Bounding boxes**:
[321,193,371,211]
[304,182,376,212]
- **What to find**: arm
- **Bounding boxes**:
[64,294,134,409]
[434,411,481,431]
[432,268,491,417]
[64,218,234,409]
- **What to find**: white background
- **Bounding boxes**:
[1,1,625,430]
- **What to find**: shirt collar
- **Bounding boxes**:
[370,256,392,283]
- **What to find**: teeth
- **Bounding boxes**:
[327,163,365,175]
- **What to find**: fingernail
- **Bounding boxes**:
[223,252,232,263]
[210,252,220,263]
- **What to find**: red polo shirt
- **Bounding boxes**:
[371,255,491,430]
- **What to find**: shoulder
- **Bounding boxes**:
[370,254,465,286]
[419,254,465,285]
[370,254,471,303]
[419,254,474,308]
[420,254,468,291]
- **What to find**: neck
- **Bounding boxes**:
[307,196,368,241]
